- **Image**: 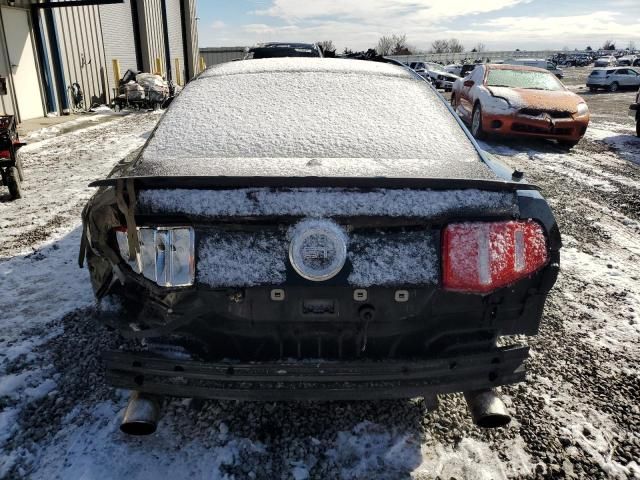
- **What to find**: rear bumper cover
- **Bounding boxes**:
[104,346,528,401]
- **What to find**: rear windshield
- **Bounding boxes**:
[486,69,564,91]
[133,59,490,180]
[246,47,319,59]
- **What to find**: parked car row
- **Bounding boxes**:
[408,61,460,92]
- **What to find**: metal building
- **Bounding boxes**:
[0,0,199,123]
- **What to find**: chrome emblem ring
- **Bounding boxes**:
[288,219,347,282]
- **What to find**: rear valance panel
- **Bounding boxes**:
[195,228,439,288]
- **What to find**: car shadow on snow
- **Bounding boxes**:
[9,304,432,478]
[597,134,640,164]
[1,228,520,478]
[478,136,572,157]
[2,281,429,478]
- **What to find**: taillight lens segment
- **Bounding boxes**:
[442,220,548,293]
[115,227,195,287]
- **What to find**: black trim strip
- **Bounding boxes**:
[105,346,528,401]
[43,9,69,113]
[90,175,538,191]
[159,0,172,81]
[33,0,124,8]
[130,0,144,72]
[179,0,190,81]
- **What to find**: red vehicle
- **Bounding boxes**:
[451,64,590,148]
[0,115,25,199]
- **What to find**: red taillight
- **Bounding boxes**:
[0,150,10,159]
[442,220,548,293]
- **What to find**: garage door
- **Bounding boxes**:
[1,7,44,121]
[165,0,184,84]
[100,0,138,99]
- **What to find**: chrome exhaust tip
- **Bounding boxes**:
[120,391,161,436]
[464,389,511,428]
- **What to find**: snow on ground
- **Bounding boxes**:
[478,115,640,479]
[1,90,639,479]
[21,107,126,143]
[0,110,160,259]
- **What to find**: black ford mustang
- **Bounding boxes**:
[80,57,560,434]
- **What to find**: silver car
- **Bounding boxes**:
[586,67,640,92]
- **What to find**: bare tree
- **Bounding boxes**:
[447,38,464,53]
[391,34,411,55]
[430,39,449,53]
[471,42,486,53]
[430,38,465,54]
[377,34,412,55]
[317,40,335,54]
[601,40,616,51]
[377,35,394,55]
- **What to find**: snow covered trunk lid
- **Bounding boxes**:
[137,188,517,219]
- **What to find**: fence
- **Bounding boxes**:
[198,47,602,68]
[200,47,247,67]
[387,50,563,65]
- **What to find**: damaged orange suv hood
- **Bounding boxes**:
[487,86,584,113]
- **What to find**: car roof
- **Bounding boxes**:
[508,58,546,62]
[253,42,317,49]
[129,58,498,182]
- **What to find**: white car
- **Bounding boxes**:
[586,67,640,92]
[593,56,617,67]
[444,64,463,76]
[423,63,449,83]
[617,55,638,66]
[435,72,461,91]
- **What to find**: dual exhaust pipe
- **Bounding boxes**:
[120,391,161,436]
[464,389,511,428]
[119,388,510,436]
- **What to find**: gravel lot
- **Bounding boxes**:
[0,68,639,479]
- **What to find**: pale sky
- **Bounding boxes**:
[197,0,640,52]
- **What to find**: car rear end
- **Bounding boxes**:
[436,73,458,91]
[587,68,613,89]
[81,58,561,429]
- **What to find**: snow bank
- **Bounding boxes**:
[138,188,516,219]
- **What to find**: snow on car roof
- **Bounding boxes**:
[486,63,550,73]
[130,58,494,181]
